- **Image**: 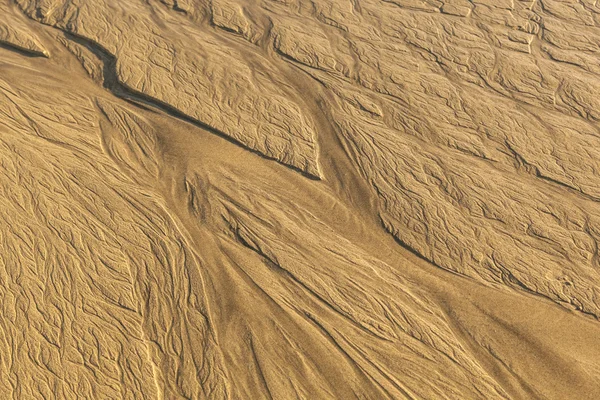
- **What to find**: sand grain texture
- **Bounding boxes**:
[1,0,600,398]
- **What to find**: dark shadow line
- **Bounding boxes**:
[62,31,321,181]
[0,41,47,58]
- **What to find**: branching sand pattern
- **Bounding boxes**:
[1,0,600,398]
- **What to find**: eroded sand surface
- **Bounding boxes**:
[1,0,600,398]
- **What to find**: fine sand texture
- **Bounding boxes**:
[1,0,600,398]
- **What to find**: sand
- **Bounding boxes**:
[1,0,600,398]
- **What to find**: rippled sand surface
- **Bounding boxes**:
[1,0,600,398]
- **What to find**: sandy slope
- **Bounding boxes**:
[0,0,600,398]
